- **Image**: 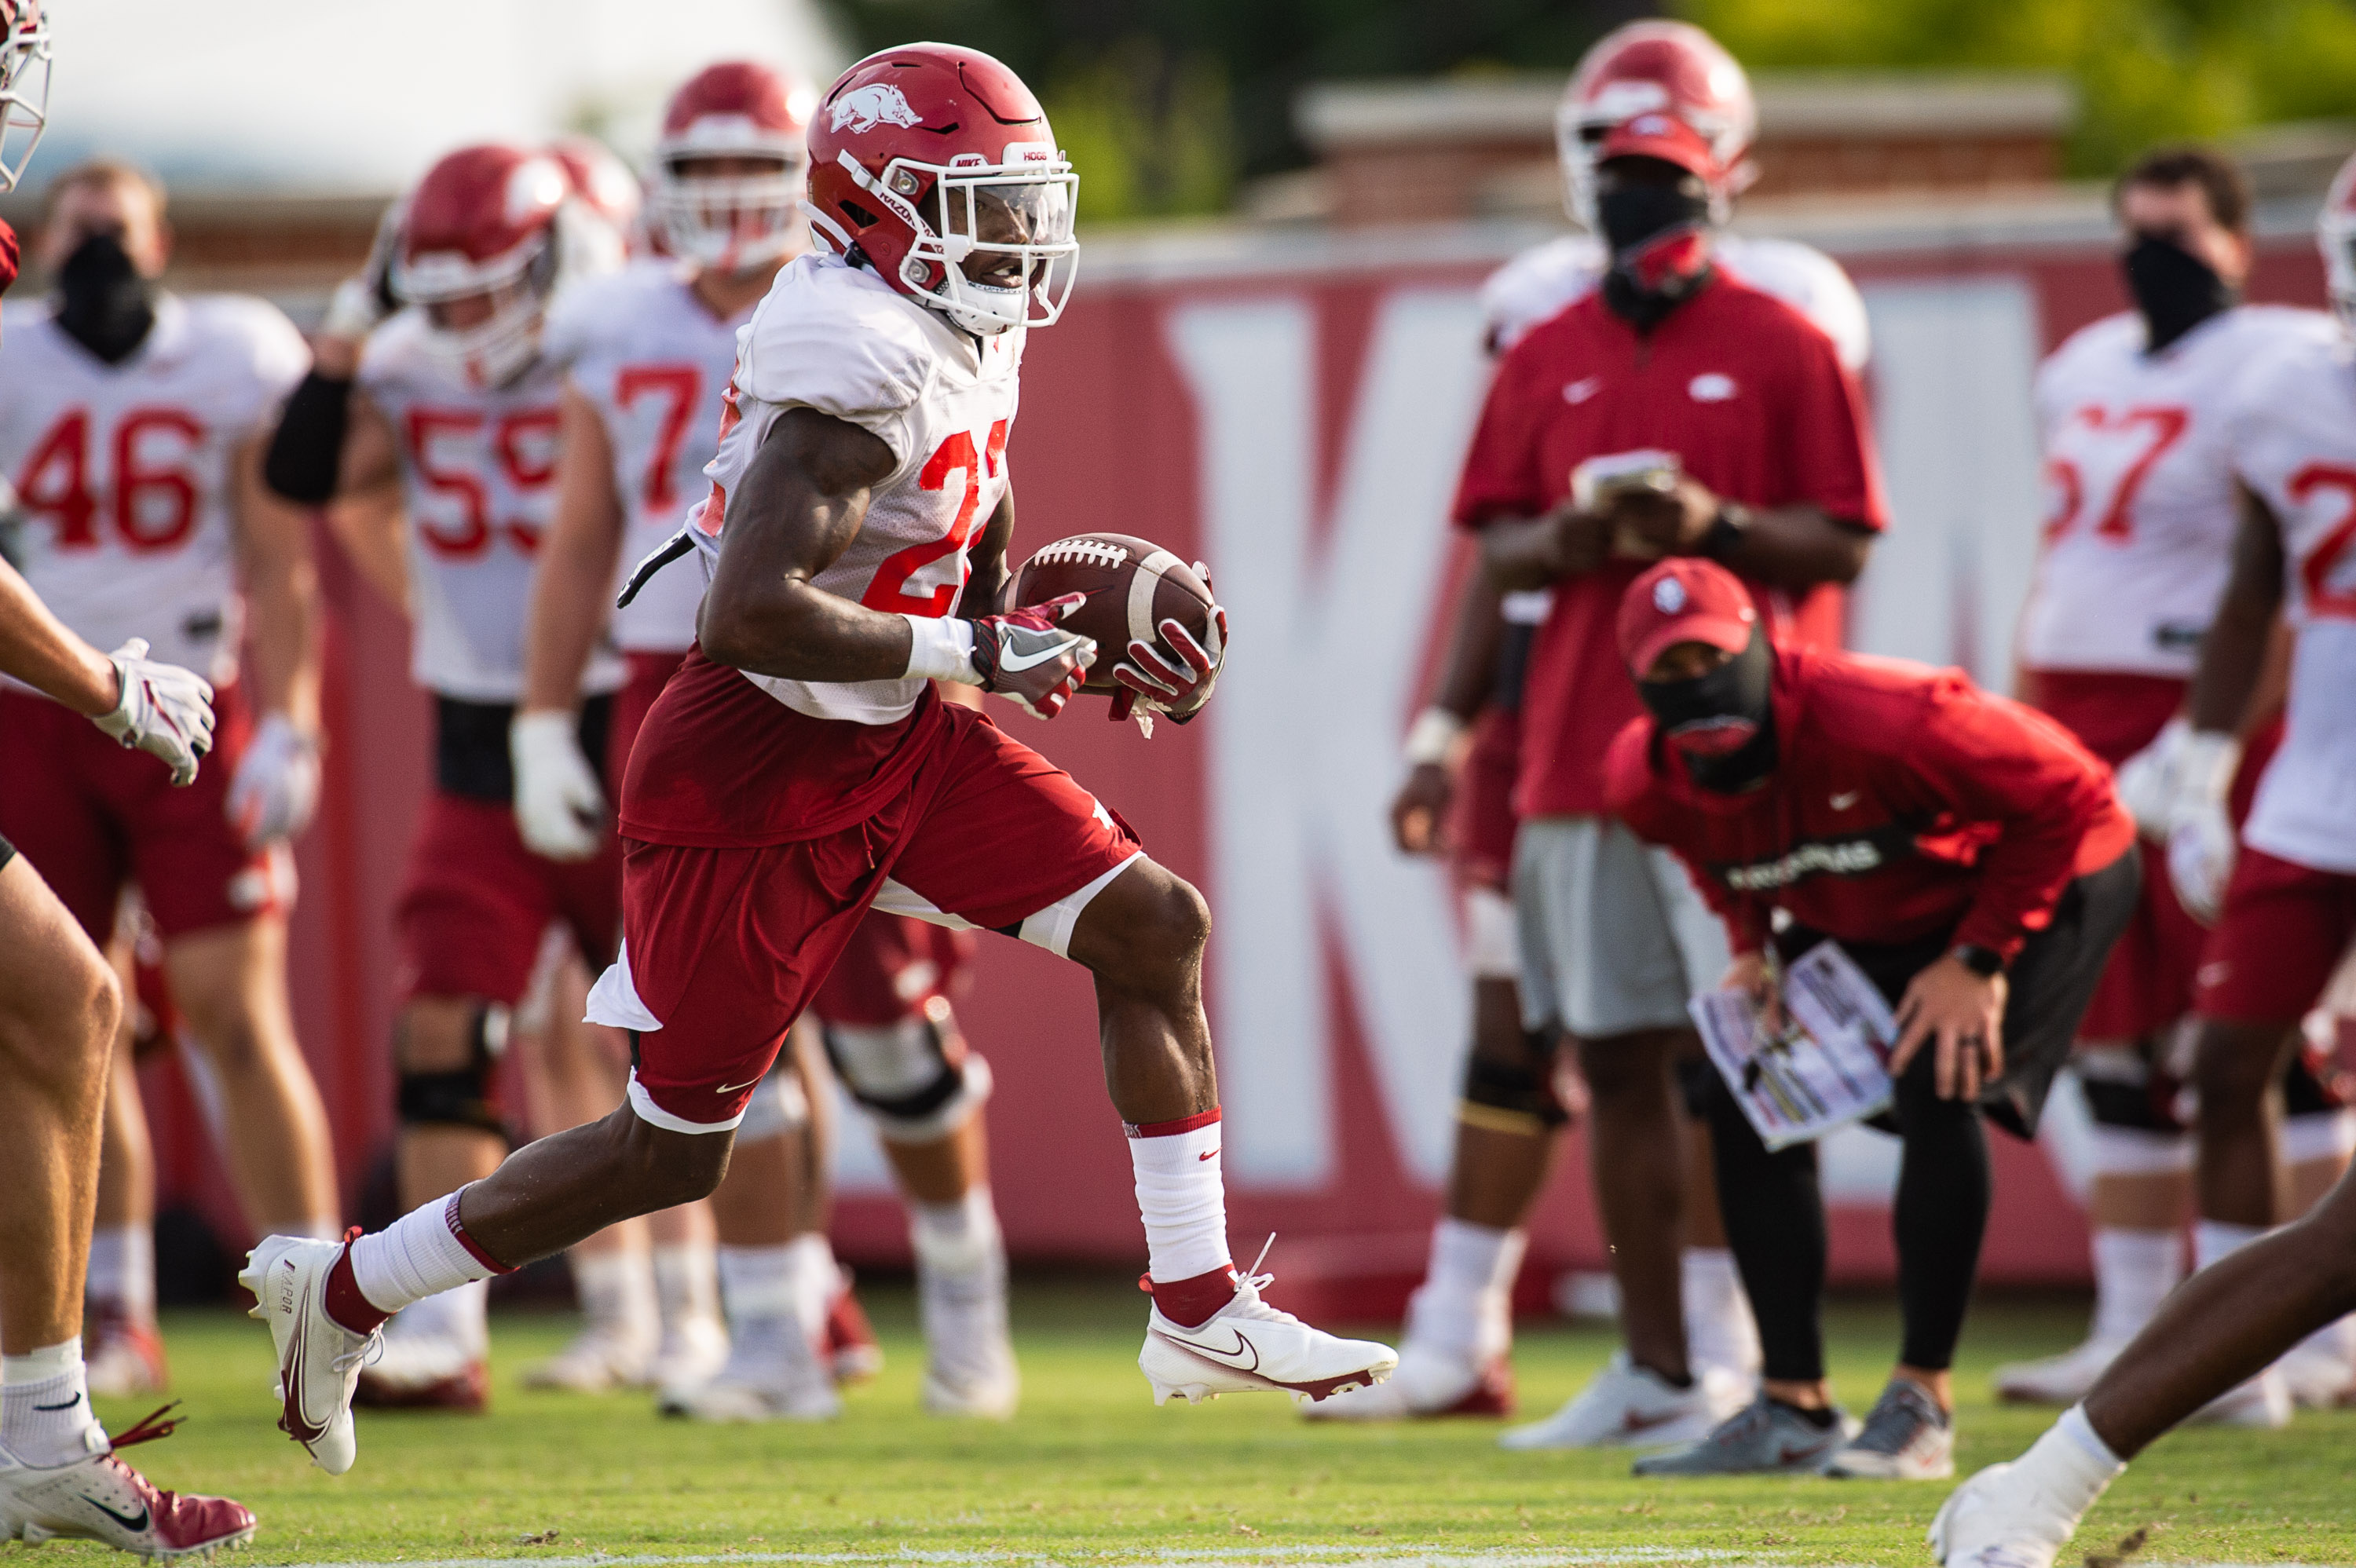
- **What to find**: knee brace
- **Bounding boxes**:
[2075,1042,2188,1134]
[396,1003,510,1136]
[1674,1055,1719,1121]
[735,1062,812,1142]
[1458,1030,1568,1135]
[822,1000,991,1143]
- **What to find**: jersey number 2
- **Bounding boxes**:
[16,407,204,554]
[2287,462,2356,621]
[861,420,1010,617]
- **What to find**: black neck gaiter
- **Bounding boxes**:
[1599,182,1714,332]
[55,232,157,365]
[2122,236,2233,353]
[1638,627,1779,793]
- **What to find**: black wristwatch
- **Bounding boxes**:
[1700,501,1753,561]
[1950,943,2007,978]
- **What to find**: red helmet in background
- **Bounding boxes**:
[550,133,645,258]
[2320,152,2356,335]
[0,0,51,193]
[804,42,1077,336]
[391,144,613,387]
[1557,21,1755,229]
[650,60,812,273]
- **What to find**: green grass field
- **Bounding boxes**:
[41,1279,2356,1567]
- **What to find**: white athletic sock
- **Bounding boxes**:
[1407,1219,1524,1358]
[349,1191,503,1314]
[0,1340,106,1468]
[783,1233,838,1343]
[912,1186,1002,1276]
[716,1244,797,1330]
[2090,1228,2183,1345]
[2193,1219,2266,1273]
[2013,1403,2127,1521]
[1681,1246,1761,1376]
[392,1278,488,1355]
[571,1248,657,1339]
[652,1241,720,1333]
[86,1224,155,1324]
[1126,1110,1231,1284]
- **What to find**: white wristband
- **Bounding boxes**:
[1403,706,1467,766]
[903,614,982,685]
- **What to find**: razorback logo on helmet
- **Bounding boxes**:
[831,82,922,133]
[0,0,50,194]
[1556,20,1756,230]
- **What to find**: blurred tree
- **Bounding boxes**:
[815,0,1649,217]
[1683,0,2356,174]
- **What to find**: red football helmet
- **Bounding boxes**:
[1557,20,1755,230]
[805,43,1077,336]
[550,134,645,258]
[0,0,50,194]
[2321,152,2356,334]
[391,144,611,388]
[649,60,812,273]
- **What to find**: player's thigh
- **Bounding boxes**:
[0,690,124,944]
[2196,847,2353,1029]
[395,793,563,1007]
[1527,815,1692,1041]
[122,682,289,940]
[158,915,298,1071]
[0,850,119,1084]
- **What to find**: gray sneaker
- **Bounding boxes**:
[1630,1394,1850,1476]
[1823,1379,1953,1479]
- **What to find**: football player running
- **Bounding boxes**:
[522,59,1011,1418]
[1995,145,2348,1420]
[0,7,256,1552]
[244,43,1392,1478]
[1334,20,1870,1441]
[1932,147,2356,1568]
[257,142,627,1409]
[0,155,342,1395]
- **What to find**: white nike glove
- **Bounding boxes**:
[961,595,1097,721]
[2113,717,2238,844]
[510,709,605,861]
[226,712,321,847]
[91,640,216,788]
[2168,801,2238,926]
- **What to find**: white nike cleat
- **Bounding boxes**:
[1992,1336,2128,1406]
[918,1252,1019,1420]
[1139,1266,1396,1407]
[84,1309,170,1399]
[239,1234,378,1476]
[659,1321,839,1423]
[1930,1462,2087,1568]
[0,1408,257,1560]
[1299,1338,1514,1421]
[2188,1365,2292,1428]
[522,1321,656,1394]
[1498,1352,1748,1450]
[651,1316,730,1405]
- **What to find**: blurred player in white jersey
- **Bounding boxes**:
[1993,146,2351,1418]
[0,158,342,1394]
[521,60,1016,1420]
[258,142,627,1409]
[1932,149,2356,1568]
[1331,20,1867,1435]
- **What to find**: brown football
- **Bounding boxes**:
[1010,533,1220,694]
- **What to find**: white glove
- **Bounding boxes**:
[510,709,605,861]
[2114,717,2238,840]
[226,713,321,847]
[2168,799,2238,926]
[90,639,215,787]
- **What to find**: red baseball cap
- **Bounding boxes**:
[1595,110,1721,184]
[1619,557,1758,675]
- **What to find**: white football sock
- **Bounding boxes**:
[1126,1111,1231,1282]
[912,1186,1002,1276]
[2090,1228,2182,1345]
[349,1191,503,1314]
[652,1241,720,1333]
[1407,1219,1523,1358]
[2193,1219,2266,1273]
[784,1233,838,1343]
[0,1340,106,1469]
[571,1248,657,1338]
[716,1244,797,1330]
[2016,1403,2127,1518]
[86,1224,155,1324]
[1681,1245,1761,1376]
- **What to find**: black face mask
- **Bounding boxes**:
[1598,182,1714,331]
[2121,235,2233,353]
[55,232,157,365]
[1638,627,1778,793]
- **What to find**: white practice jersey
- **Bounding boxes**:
[1479,232,1872,371]
[683,252,1022,725]
[543,260,751,654]
[0,294,308,684]
[2019,305,2339,678]
[358,311,624,704]
[2226,330,2356,874]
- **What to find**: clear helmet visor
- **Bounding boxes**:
[905,163,1080,335]
[653,155,808,272]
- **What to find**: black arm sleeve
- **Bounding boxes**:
[262,371,355,505]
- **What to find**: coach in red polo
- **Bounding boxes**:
[1604,557,2138,1481]
[1456,107,1888,1449]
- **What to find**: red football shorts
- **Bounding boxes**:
[814,914,975,1029]
[395,791,623,1004]
[1450,705,1521,895]
[599,704,1140,1131]
[0,682,284,942]
[2195,846,2356,1027]
[611,649,688,785]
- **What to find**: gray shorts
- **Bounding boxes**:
[1513,815,1732,1040]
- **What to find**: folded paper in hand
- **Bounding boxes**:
[1690,941,1898,1151]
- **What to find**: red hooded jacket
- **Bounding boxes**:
[1605,645,2135,962]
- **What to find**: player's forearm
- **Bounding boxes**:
[1429,568,1507,719]
[1715,506,1874,591]
[0,561,118,716]
[326,490,412,614]
[1480,517,1567,590]
[243,539,320,731]
[522,517,624,713]
[2186,587,2274,736]
[698,576,922,683]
